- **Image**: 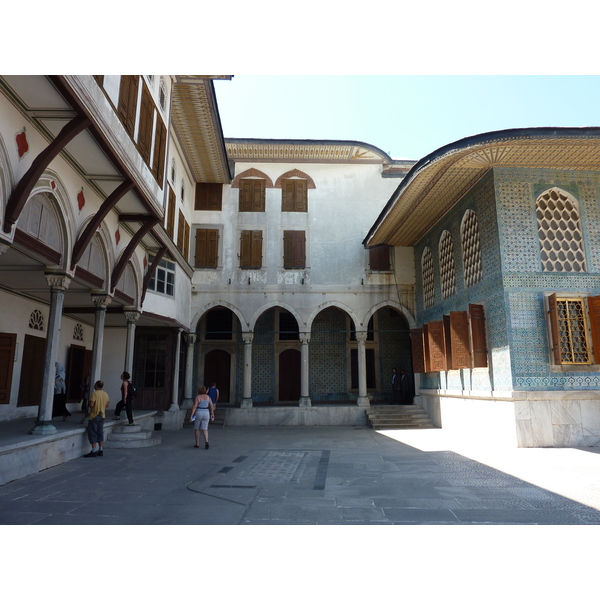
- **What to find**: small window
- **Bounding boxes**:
[240,230,263,269]
[369,245,390,271]
[281,179,307,212]
[283,230,305,269]
[148,256,175,296]
[180,180,185,203]
[439,231,456,299]
[422,247,434,308]
[239,179,265,212]
[461,210,483,287]
[170,159,176,183]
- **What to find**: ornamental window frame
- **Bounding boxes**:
[422,247,435,308]
[439,230,456,299]
[460,209,483,288]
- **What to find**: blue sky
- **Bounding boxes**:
[214,75,600,161]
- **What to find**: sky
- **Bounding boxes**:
[214,75,600,161]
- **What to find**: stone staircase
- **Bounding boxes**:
[105,423,162,448]
[366,405,437,430]
[182,406,228,429]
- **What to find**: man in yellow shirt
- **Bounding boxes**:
[84,380,110,457]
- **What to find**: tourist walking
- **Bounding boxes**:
[83,380,110,457]
[113,371,135,425]
[207,382,219,407]
[190,385,215,449]
[52,362,71,420]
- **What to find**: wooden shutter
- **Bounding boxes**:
[183,222,190,261]
[195,229,218,268]
[117,76,139,137]
[410,328,425,374]
[469,304,488,368]
[282,180,295,211]
[449,311,470,369]
[295,179,307,211]
[240,230,263,269]
[423,323,431,372]
[427,320,447,372]
[17,334,46,406]
[195,183,222,210]
[177,210,185,253]
[588,296,600,364]
[0,333,17,404]
[547,293,562,365]
[166,186,176,238]
[137,83,154,164]
[283,231,305,268]
[152,117,167,187]
[370,245,390,271]
[443,315,453,370]
[283,230,294,268]
[240,179,265,212]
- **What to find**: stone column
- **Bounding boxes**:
[182,334,196,409]
[31,273,71,435]
[90,294,111,385]
[356,331,370,407]
[123,308,140,375]
[299,333,311,407]
[241,332,253,408]
[169,328,183,412]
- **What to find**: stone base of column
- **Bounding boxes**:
[181,398,194,409]
[30,421,58,435]
[240,398,253,408]
[357,396,370,408]
[168,403,180,412]
[299,396,312,407]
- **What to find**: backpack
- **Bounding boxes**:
[127,383,137,399]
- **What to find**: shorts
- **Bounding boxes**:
[87,415,105,444]
[193,409,210,430]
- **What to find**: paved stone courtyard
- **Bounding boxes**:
[1,425,599,525]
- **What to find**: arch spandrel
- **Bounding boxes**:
[362,300,416,330]
[192,301,250,333]
[249,301,305,331]
[307,301,359,331]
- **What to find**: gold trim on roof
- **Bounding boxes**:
[368,135,600,247]
[226,142,384,162]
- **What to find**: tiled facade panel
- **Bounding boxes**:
[309,308,348,400]
[250,310,275,403]
[415,171,508,391]
[496,168,600,390]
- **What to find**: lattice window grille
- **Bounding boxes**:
[29,309,44,330]
[422,247,435,308]
[439,230,456,299]
[556,298,591,364]
[536,188,586,273]
[73,323,84,341]
[461,210,483,288]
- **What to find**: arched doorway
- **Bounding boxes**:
[278,349,301,403]
[204,349,231,404]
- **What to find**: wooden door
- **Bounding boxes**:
[0,333,17,404]
[17,334,46,406]
[204,349,231,403]
[278,349,301,403]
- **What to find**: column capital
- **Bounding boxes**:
[124,309,141,323]
[91,294,112,309]
[187,333,197,346]
[0,241,10,255]
[355,331,368,343]
[242,332,254,344]
[299,332,311,344]
[45,272,72,290]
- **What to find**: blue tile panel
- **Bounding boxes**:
[415,167,600,392]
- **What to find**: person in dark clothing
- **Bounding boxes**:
[391,368,401,405]
[399,369,412,405]
[112,371,135,425]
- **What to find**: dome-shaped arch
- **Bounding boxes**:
[231,168,274,188]
[274,169,316,189]
[77,231,110,291]
[362,300,416,330]
[115,260,141,306]
[307,300,360,331]
[191,300,250,333]
[249,301,305,331]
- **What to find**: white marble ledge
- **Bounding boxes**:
[419,389,600,402]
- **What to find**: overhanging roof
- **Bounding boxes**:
[364,127,600,248]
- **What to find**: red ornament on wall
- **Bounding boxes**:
[51,181,56,190]
[143,256,148,268]
[77,189,85,210]
[16,130,28,158]
[115,229,121,245]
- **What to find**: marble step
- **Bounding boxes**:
[104,436,162,448]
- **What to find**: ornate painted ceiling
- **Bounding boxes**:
[364,128,600,247]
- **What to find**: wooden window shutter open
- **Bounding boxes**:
[443,315,453,370]
[166,187,176,238]
[427,320,447,372]
[183,221,190,261]
[410,328,425,373]
[137,83,154,164]
[423,323,431,372]
[294,179,307,211]
[588,295,600,364]
[152,117,167,187]
[469,304,488,368]
[449,311,470,369]
[118,76,139,137]
[177,210,185,253]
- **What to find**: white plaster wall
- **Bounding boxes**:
[101,328,128,402]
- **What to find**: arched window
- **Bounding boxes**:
[536,188,586,273]
[461,210,482,287]
[439,230,456,299]
[422,247,435,308]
